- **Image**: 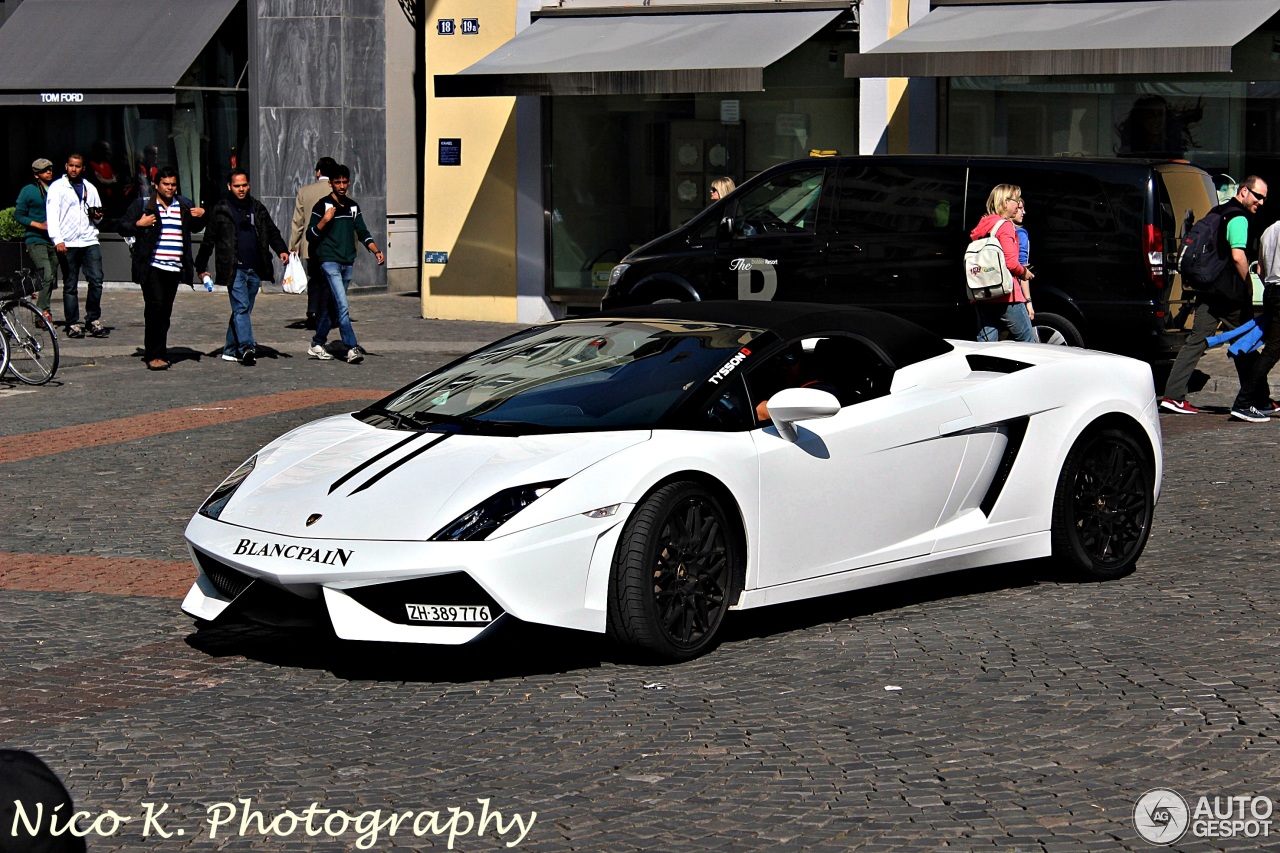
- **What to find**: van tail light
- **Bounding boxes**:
[1144,225,1165,289]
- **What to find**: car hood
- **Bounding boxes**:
[217,415,651,540]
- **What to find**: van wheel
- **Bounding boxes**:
[652,298,682,304]
[1033,312,1084,347]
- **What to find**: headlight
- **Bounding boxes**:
[430,480,564,541]
[198,456,257,520]
[607,263,630,288]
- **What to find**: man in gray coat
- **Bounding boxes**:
[289,156,338,330]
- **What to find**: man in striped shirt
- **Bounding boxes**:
[118,166,205,370]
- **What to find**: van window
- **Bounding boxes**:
[732,169,825,238]
[974,169,1116,233]
[834,165,967,234]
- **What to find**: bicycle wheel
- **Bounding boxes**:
[2,300,59,385]
[0,320,9,380]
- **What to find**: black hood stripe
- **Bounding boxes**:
[328,431,427,495]
[348,433,452,496]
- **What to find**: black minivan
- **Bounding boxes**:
[600,156,1216,361]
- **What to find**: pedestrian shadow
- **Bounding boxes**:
[131,346,205,365]
[200,345,294,361]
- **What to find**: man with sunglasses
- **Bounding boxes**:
[1161,176,1269,420]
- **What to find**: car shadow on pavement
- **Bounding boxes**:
[183,559,1098,680]
[186,617,607,682]
[717,558,1093,647]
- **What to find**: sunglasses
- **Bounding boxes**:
[1247,186,1267,202]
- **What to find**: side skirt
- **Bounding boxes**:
[733,532,1050,610]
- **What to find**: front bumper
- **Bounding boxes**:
[181,507,632,644]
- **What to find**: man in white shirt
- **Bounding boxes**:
[46,153,107,338]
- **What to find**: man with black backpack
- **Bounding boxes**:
[1160,176,1267,420]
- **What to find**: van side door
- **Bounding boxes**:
[823,163,971,337]
[717,166,830,302]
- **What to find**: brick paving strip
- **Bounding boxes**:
[0,553,192,598]
[0,388,386,465]
[0,388,387,598]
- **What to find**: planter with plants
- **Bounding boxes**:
[0,207,27,273]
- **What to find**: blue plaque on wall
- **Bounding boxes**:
[461,18,479,34]
[439,138,461,166]
[424,251,449,264]
[436,19,455,35]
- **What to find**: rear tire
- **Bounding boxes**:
[1051,428,1154,580]
[1033,311,1084,347]
[607,481,739,660]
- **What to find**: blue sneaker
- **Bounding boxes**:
[1230,405,1270,423]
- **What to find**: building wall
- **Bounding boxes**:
[420,0,521,321]
[253,0,388,289]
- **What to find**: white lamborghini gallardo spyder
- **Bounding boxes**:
[183,302,1161,660]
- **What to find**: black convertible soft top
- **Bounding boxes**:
[582,301,954,370]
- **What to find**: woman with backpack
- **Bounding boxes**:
[117,166,205,370]
[970,184,1036,343]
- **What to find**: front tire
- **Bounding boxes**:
[2,301,59,385]
[1051,428,1154,579]
[607,482,739,660]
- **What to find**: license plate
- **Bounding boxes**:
[405,603,492,623]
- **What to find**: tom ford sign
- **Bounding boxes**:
[41,92,84,103]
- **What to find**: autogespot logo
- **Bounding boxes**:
[1134,788,1189,845]
[1135,788,1274,845]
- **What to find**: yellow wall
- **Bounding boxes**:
[885,0,911,153]
[421,0,520,321]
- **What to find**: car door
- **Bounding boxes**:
[823,162,972,337]
[716,166,830,302]
[746,336,972,588]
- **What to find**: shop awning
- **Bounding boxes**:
[436,7,846,97]
[0,0,240,105]
[845,0,1280,78]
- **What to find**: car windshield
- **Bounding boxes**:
[364,319,767,432]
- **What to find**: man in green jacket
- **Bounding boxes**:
[14,158,57,320]
[305,164,384,364]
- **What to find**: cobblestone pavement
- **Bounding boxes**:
[3,292,1280,851]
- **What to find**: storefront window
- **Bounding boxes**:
[0,4,247,233]
[945,78,1246,176]
[544,31,857,297]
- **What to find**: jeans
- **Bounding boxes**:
[140,266,181,362]
[976,301,1035,343]
[305,255,335,323]
[225,268,261,356]
[25,242,57,314]
[1165,298,1252,402]
[314,262,358,349]
[1234,300,1280,409]
[60,243,103,326]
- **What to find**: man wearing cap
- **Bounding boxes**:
[13,158,58,321]
[46,153,107,338]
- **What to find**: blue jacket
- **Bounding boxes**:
[1207,315,1269,357]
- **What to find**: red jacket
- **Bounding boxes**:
[971,214,1028,303]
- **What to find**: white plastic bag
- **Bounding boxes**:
[281,252,307,294]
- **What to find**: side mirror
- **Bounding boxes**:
[766,387,840,442]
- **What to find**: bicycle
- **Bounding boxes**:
[0,268,60,385]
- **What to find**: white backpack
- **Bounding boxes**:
[964,221,1015,302]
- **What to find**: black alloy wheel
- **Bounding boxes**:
[608,481,739,660]
[1051,427,1154,579]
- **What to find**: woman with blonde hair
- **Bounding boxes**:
[709,176,736,203]
[970,183,1036,342]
